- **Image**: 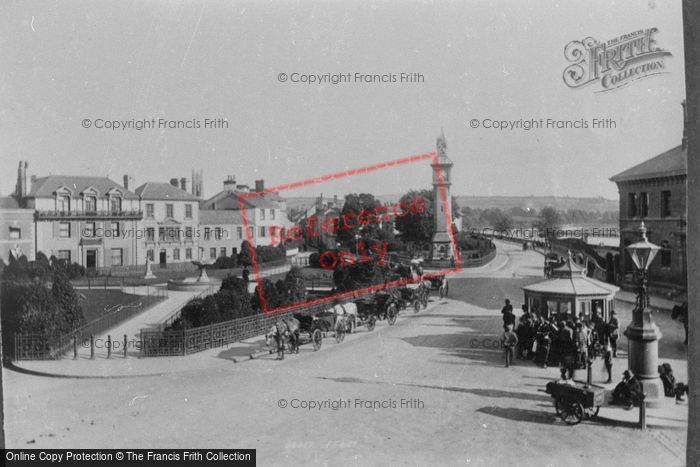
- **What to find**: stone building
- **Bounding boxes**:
[0,195,35,263]
[609,102,688,293]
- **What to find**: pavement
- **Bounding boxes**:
[3,241,688,465]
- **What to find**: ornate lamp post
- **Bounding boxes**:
[624,222,664,407]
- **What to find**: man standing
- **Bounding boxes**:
[608,311,620,357]
[500,324,519,368]
[502,299,515,331]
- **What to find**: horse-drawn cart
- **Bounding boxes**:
[355,290,403,326]
[543,381,605,425]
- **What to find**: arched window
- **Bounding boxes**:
[660,240,671,268]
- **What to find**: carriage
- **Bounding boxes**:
[542,380,605,425]
[398,281,430,313]
[426,275,449,299]
[354,290,405,326]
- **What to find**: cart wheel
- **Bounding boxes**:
[387,304,398,325]
[335,328,345,344]
[413,300,421,313]
[585,406,600,419]
[367,316,377,331]
[421,296,428,309]
[560,401,584,425]
[311,329,322,351]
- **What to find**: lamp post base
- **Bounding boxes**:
[625,305,664,408]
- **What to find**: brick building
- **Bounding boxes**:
[609,103,688,293]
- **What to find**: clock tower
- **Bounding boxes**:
[431,129,455,260]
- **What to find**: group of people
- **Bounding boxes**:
[499,298,620,383]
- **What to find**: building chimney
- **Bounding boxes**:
[123,174,134,190]
[682,100,688,150]
[236,184,250,193]
[170,178,179,187]
[255,179,264,192]
[14,161,27,199]
[180,177,187,191]
[223,175,236,192]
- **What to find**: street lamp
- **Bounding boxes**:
[624,221,664,407]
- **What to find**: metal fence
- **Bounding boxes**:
[13,287,167,361]
[140,306,326,357]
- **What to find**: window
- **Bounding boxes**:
[85,195,96,212]
[661,191,672,217]
[166,204,174,218]
[146,203,154,218]
[639,192,648,218]
[185,204,192,219]
[110,197,122,213]
[627,193,637,218]
[270,209,275,220]
[159,227,165,241]
[58,222,70,238]
[111,222,119,236]
[173,248,180,261]
[9,227,21,239]
[260,209,266,220]
[210,247,216,259]
[660,240,671,268]
[84,222,96,237]
[185,248,192,260]
[146,227,155,241]
[57,250,71,262]
[259,226,266,237]
[147,249,154,262]
[215,227,222,240]
[111,248,123,266]
[185,227,193,239]
[57,195,71,212]
[237,227,243,239]
[204,227,211,240]
[220,247,226,257]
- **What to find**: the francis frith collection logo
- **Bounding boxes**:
[563,28,672,92]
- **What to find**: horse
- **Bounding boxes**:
[332,302,358,333]
[265,317,300,360]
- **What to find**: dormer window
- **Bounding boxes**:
[57,195,71,212]
[111,197,122,213]
[85,195,97,212]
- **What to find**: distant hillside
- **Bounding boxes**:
[283,195,619,214]
[454,196,618,213]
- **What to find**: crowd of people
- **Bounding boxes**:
[499,299,619,381]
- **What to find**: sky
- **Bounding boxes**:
[0,0,686,201]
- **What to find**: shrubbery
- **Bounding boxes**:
[168,267,307,330]
[1,265,86,357]
[1,251,85,281]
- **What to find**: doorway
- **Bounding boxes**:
[159,249,167,266]
[86,249,97,269]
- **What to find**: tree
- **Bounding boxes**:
[238,240,254,266]
[536,206,562,241]
[337,193,383,245]
[394,189,434,245]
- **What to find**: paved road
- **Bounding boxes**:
[3,242,687,465]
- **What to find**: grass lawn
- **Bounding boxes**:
[77,289,165,323]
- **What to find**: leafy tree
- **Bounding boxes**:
[394,189,434,245]
[337,193,383,245]
[536,206,562,241]
[238,240,254,266]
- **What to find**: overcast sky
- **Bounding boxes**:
[0,0,686,201]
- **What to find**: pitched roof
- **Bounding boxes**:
[522,276,619,296]
[199,209,244,225]
[135,182,200,201]
[610,145,687,183]
[27,175,139,199]
[0,197,20,209]
[201,190,284,210]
